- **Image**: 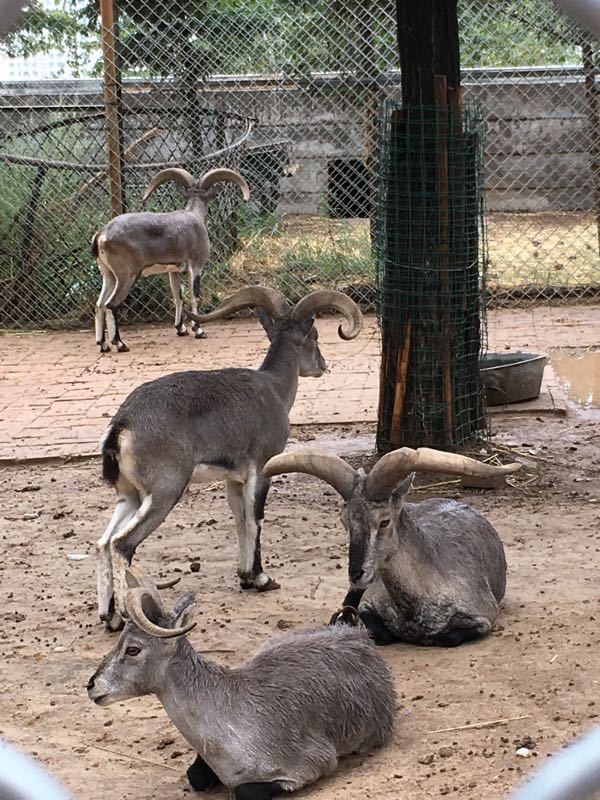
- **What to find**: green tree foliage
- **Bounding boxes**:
[3,0,586,80]
[3,0,95,75]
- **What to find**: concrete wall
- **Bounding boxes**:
[0,67,596,214]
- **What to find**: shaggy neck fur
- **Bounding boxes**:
[156,638,232,752]
[184,196,209,217]
[259,329,301,412]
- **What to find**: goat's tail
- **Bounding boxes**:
[102,421,123,485]
[91,231,99,259]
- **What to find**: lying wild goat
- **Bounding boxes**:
[88,569,396,800]
[98,286,362,630]
[264,447,521,647]
[92,167,250,353]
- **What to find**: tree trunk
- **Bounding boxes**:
[377,0,483,451]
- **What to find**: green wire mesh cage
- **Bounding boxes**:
[375,98,488,451]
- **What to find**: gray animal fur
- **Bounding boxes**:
[87,586,396,793]
[360,488,507,645]
[96,287,362,632]
[263,447,516,647]
[92,167,249,352]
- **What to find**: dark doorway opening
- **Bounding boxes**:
[327,158,370,218]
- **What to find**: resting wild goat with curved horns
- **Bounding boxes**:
[88,568,396,800]
[264,447,521,647]
[92,166,250,353]
[97,285,362,631]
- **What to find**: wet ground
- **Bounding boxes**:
[550,347,600,410]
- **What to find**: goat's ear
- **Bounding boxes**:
[255,306,275,338]
[172,596,196,631]
[204,186,219,202]
[390,472,415,507]
[172,591,195,617]
[140,592,164,625]
[125,569,141,590]
[299,313,315,336]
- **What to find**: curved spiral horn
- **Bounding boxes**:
[142,168,194,202]
[198,168,250,201]
[124,567,180,596]
[290,291,363,340]
[185,285,289,325]
[365,447,522,502]
[124,587,196,639]
[263,448,358,500]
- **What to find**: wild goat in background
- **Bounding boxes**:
[92,167,250,352]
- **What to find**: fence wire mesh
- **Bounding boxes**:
[0,0,598,329]
[376,99,488,450]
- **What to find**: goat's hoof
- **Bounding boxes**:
[176,327,189,337]
[255,576,280,592]
[329,606,359,627]
[194,330,208,340]
[102,610,125,632]
[99,343,111,353]
[115,343,130,353]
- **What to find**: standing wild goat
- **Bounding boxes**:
[88,569,396,800]
[97,286,362,630]
[264,447,521,647]
[92,167,250,353]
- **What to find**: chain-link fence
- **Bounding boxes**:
[0,0,598,329]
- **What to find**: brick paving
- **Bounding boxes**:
[0,305,597,462]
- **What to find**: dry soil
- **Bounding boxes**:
[1,415,599,799]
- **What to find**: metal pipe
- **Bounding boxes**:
[510,726,600,800]
[0,739,72,800]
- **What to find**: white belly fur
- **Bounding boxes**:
[141,263,183,277]
[189,464,246,484]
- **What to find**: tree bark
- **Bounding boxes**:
[377,0,483,451]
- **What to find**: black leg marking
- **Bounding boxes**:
[108,305,130,353]
[251,478,269,576]
[187,754,221,792]
[342,587,365,609]
[99,331,111,353]
[360,608,396,646]
[193,274,201,299]
[252,478,279,592]
[328,587,364,626]
[234,781,288,800]
[252,530,263,576]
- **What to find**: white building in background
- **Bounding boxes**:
[0,0,98,81]
[0,49,72,80]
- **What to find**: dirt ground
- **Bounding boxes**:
[229,213,600,292]
[1,413,600,800]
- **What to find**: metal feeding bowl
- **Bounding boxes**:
[480,352,548,406]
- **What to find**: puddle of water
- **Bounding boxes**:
[550,348,600,409]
